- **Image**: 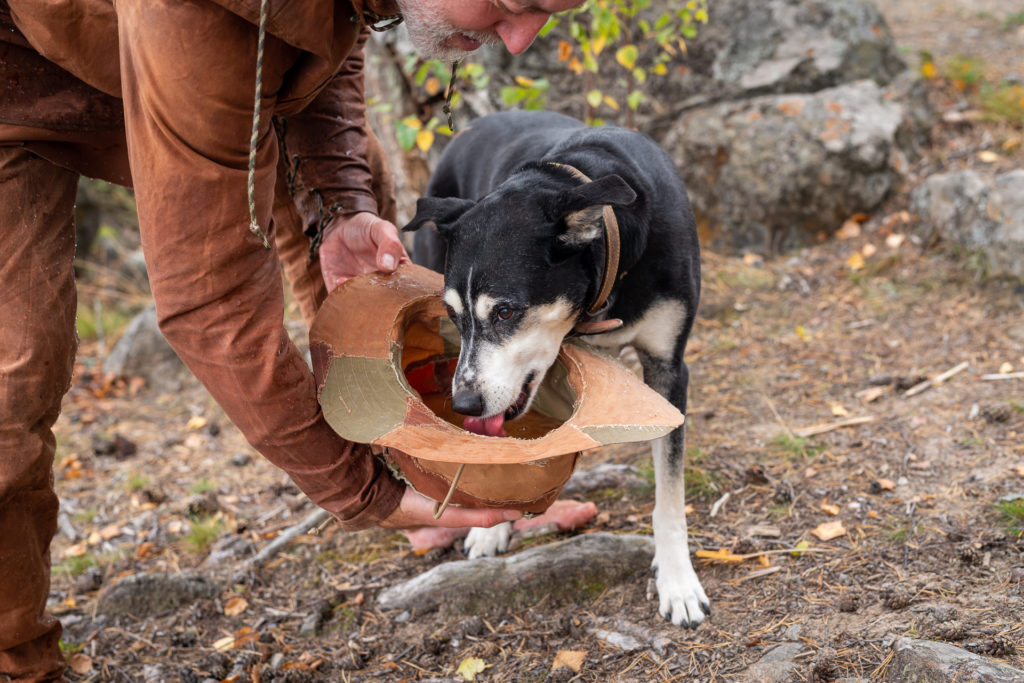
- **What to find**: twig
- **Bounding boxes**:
[246,508,330,568]
[709,491,730,518]
[981,372,1024,381]
[792,415,877,438]
[903,361,969,397]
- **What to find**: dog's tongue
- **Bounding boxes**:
[463,413,507,437]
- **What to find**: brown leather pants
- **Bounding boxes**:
[0,147,76,681]
[0,138,395,681]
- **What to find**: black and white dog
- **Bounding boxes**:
[403,110,708,627]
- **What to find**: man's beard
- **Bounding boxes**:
[396,0,501,62]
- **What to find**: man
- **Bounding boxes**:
[0,1,589,680]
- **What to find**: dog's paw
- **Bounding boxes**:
[464,522,512,559]
[652,552,710,628]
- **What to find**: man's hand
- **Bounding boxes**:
[380,487,522,531]
[320,211,409,291]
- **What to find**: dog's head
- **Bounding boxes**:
[403,167,636,435]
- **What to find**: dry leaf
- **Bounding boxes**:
[977,150,1000,163]
[213,635,236,652]
[65,542,88,558]
[821,502,840,515]
[186,415,208,430]
[87,531,101,546]
[846,252,865,271]
[684,504,694,515]
[811,520,846,541]
[135,542,156,560]
[1014,465,1024,477]
[551,650,586,672]
[876,478,896,491]
[999,362,1014,374]
[861,242,877,258]
[69,653,93,675]
[857,386,887,403]
[886,233,906,249]
[836,219,861,240]
[696,548,746,563]
[456,656,488,681]
[830,402,850,417]
[224,597,248,617]
[758,554,772,568]
[804,467,818,479]
[99,523,121,540]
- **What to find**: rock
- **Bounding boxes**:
[886,637,1024,682]
[664,79,918,253]
[560,463,649,496]
[377,532,654,615]
[910,170,1024,279]
[743,642,808,683]
[658,0,907,110]
[103,302,191,390]
[96,572,218,618]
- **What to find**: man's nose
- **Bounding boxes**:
[494,13,552,55]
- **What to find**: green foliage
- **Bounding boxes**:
[978,82,1024,127]
[769,433,824,460]
[126,474,150,491]
[1001,11,1024,31]
[396,0,708,151]
[189,478,215,494]
[182,515,225,554]
[75,300,138,343]
[55,552,99,578]
[995,498,1024,536]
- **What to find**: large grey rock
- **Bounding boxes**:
[103,302,190,390]
[910,170,1024,279]
[96,572,218,618]
[886,637,1024,682]
[663,79,916,253]
[377,532,654,615]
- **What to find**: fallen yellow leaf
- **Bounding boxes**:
[415,129,434,153]
[696,548,746,563]
[846,252,865,271]
[457,656,488,681]
[821,502,840,515]
[811,520,846,541]
[551,649,586,673]
[830,402,850,417]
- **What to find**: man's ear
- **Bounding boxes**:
[553,174,636,247]
[401,196,476,239]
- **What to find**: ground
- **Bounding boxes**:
[49,2,1024,681]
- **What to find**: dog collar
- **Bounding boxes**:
[544,162,623,333]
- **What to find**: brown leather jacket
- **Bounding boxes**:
[0,0,406,529]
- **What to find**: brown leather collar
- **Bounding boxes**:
[545,162,624,335]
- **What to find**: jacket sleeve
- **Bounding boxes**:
[281,26,379,250]
[114,0,403,530]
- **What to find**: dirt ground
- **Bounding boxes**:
[48,3,1024,682]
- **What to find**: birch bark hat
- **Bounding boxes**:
[310,263,685,514]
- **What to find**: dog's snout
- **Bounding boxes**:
[452,390,484,416]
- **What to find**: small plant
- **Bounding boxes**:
[769,433,824,460]
[182,515,225,554]
[59,639,84,655]
[942,54,986,92]
[995,498,1024,537]
[54,552,99,578]
[189,479,215,494]
[978,82,1024,127]
[126,474,150,491]
[1001,11,1024,31]
[684,465,722,500]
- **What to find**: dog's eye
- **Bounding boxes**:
[494,305,514,322]
[445,305,457,320]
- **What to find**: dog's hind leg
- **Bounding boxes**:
[638,350,711,627]
[465,522,513,559]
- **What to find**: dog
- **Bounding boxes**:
[402,110,707,627]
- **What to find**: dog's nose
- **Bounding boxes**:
[452,390,484,416]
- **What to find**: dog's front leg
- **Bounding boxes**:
[651,428,710,627]
[638,349,710,627]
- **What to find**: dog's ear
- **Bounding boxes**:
[553,174,636,246]
[401,196,476,239]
